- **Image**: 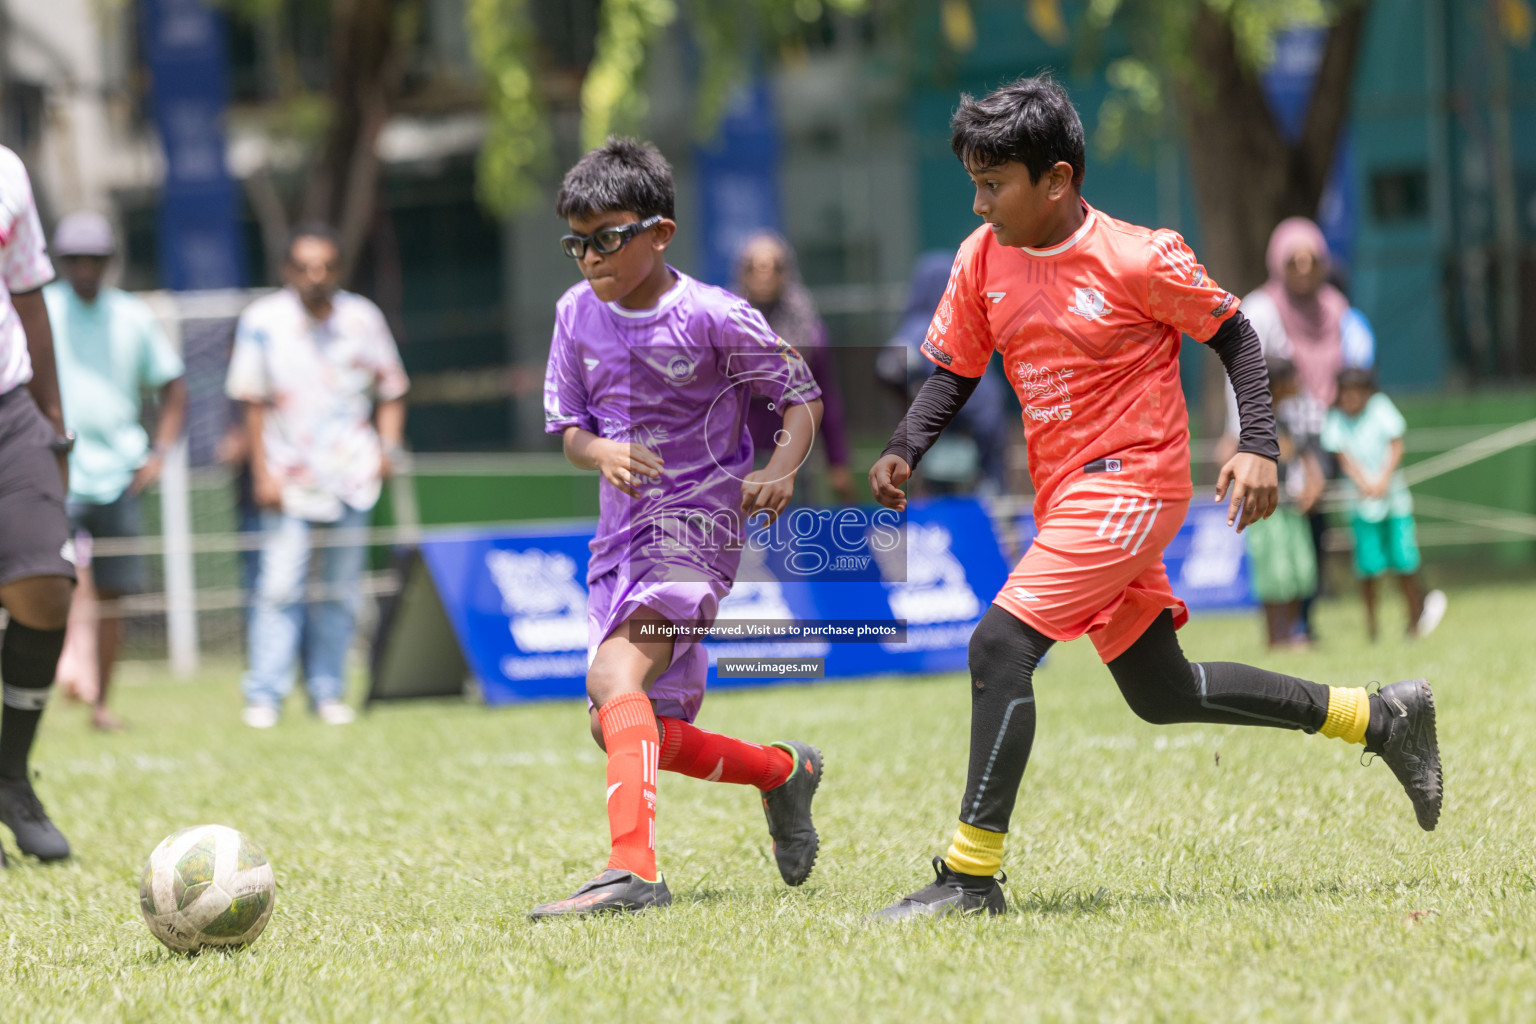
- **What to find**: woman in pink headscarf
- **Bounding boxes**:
[1224,217,1376,443]
[735,232,855,505]
[1221,218,1376,642]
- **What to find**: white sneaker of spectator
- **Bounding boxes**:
[242,704,279,729]
[1417,589,1448,638]
[317,701,355,726]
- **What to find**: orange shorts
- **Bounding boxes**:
[993,485,1191,663]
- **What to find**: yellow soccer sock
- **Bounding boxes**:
[1319,686,1371,746]
[944,821,1005,877]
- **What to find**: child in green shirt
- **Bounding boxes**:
[1321,368,1447,641]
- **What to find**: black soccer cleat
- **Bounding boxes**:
[1371,679,1442,831]
[528,869,672,920]
[0,777,70,861]
[761,741,823,886]
[869,857,1008,921]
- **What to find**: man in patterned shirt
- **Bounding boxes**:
[867,77,1442,919]
[0,144,75,863]
[226,225,409,728]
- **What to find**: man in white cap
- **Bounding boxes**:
[45,212,186,731]
[0,145,75,864]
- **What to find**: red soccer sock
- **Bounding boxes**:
[657,716,793,791]
[598,692,660,879]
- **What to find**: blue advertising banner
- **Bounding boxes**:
[380,498,1252,708]
[1159,503,1255,611]
[398,498,1008,706]
[139,0,244,290]
[694,80,783,286]
[415,524,596,705]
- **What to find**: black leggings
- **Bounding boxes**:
[959,606,1330,833]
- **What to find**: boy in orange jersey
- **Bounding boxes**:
[867,77,1441,920]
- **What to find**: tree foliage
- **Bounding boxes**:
[467,0,871,216]
[1081,0,1340,156]
[466,0,1369,219]
[467,0,553,213]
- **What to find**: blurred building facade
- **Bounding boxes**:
[3,0,1534,453]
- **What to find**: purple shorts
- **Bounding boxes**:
[586,567,730,723]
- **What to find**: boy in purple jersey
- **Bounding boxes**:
[530,138,828,919]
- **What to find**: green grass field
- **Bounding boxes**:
[3,584,1534,1023]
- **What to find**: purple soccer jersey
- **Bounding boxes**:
[544,269,822,586]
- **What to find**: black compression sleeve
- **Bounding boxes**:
[1207,311,1280,461]
[879,367,981,469]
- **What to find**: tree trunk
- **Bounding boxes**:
[300,0,419,284]
[1176,3,1371,438]
[242,165,290,285]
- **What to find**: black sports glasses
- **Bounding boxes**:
[560,215,663,260]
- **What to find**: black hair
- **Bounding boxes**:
[950,74,1086,187]
[1336,366,1377,398]
[555,136,675,221]
[287,223,340,261]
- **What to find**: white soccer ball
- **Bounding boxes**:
[138,824,276,953]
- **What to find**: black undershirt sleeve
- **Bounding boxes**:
[1207,310,1280,462]
[879,366,981,470]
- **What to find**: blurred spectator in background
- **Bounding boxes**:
[1321,367,1446,642]
[46,213,186,732]
[226,226,409,728]
[876,251,1009,496]
[1220,217,1375,640]
[217,401,312,696]
[735,232,855,505]
[1242,358,1323,649]
[215,345,264,599]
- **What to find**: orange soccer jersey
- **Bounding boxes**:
[924,202,1239,513]
[924,202,1241,660]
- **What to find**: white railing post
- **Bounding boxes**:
[160,435,199,677]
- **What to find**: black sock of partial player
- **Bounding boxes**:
[1107,611,1329,732]
[957,605,1056,833]
[0,622,64,780]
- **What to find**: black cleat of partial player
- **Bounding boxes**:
[761,741,823,886]
[528,869,672,920]
[869,857,1008,921]
[0,777,70,861]
[1371,679,1443,831]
